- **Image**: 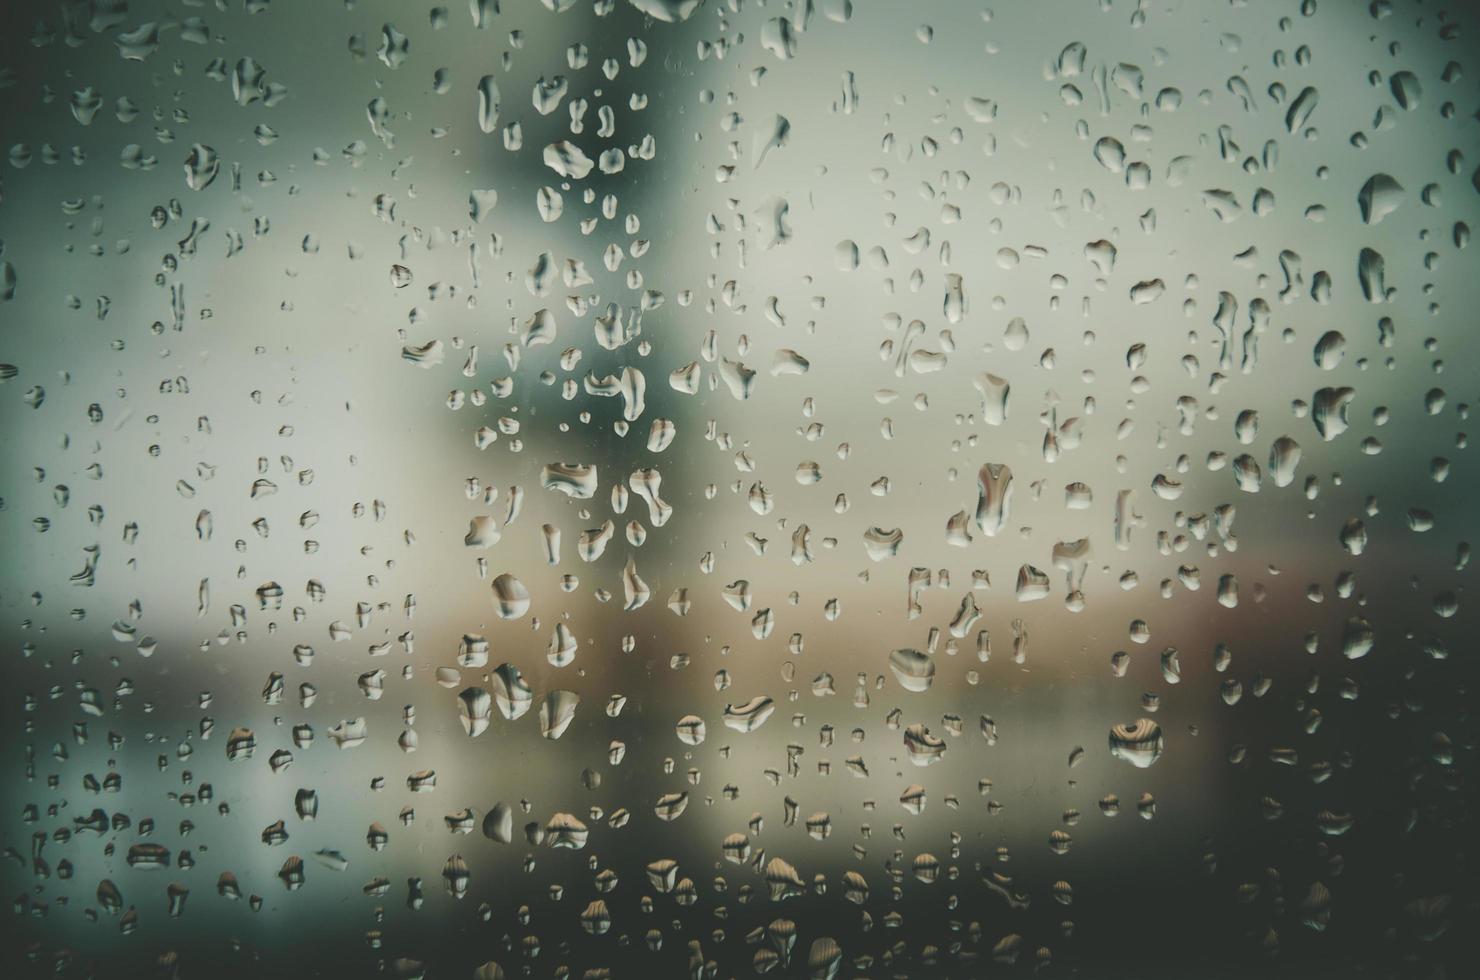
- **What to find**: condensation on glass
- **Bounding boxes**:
[1,0,1477,977]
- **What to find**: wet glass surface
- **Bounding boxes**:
[1,1,1478,977]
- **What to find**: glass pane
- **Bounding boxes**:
[2,1,1476,977]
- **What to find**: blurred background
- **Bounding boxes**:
[1,0,1478,977]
